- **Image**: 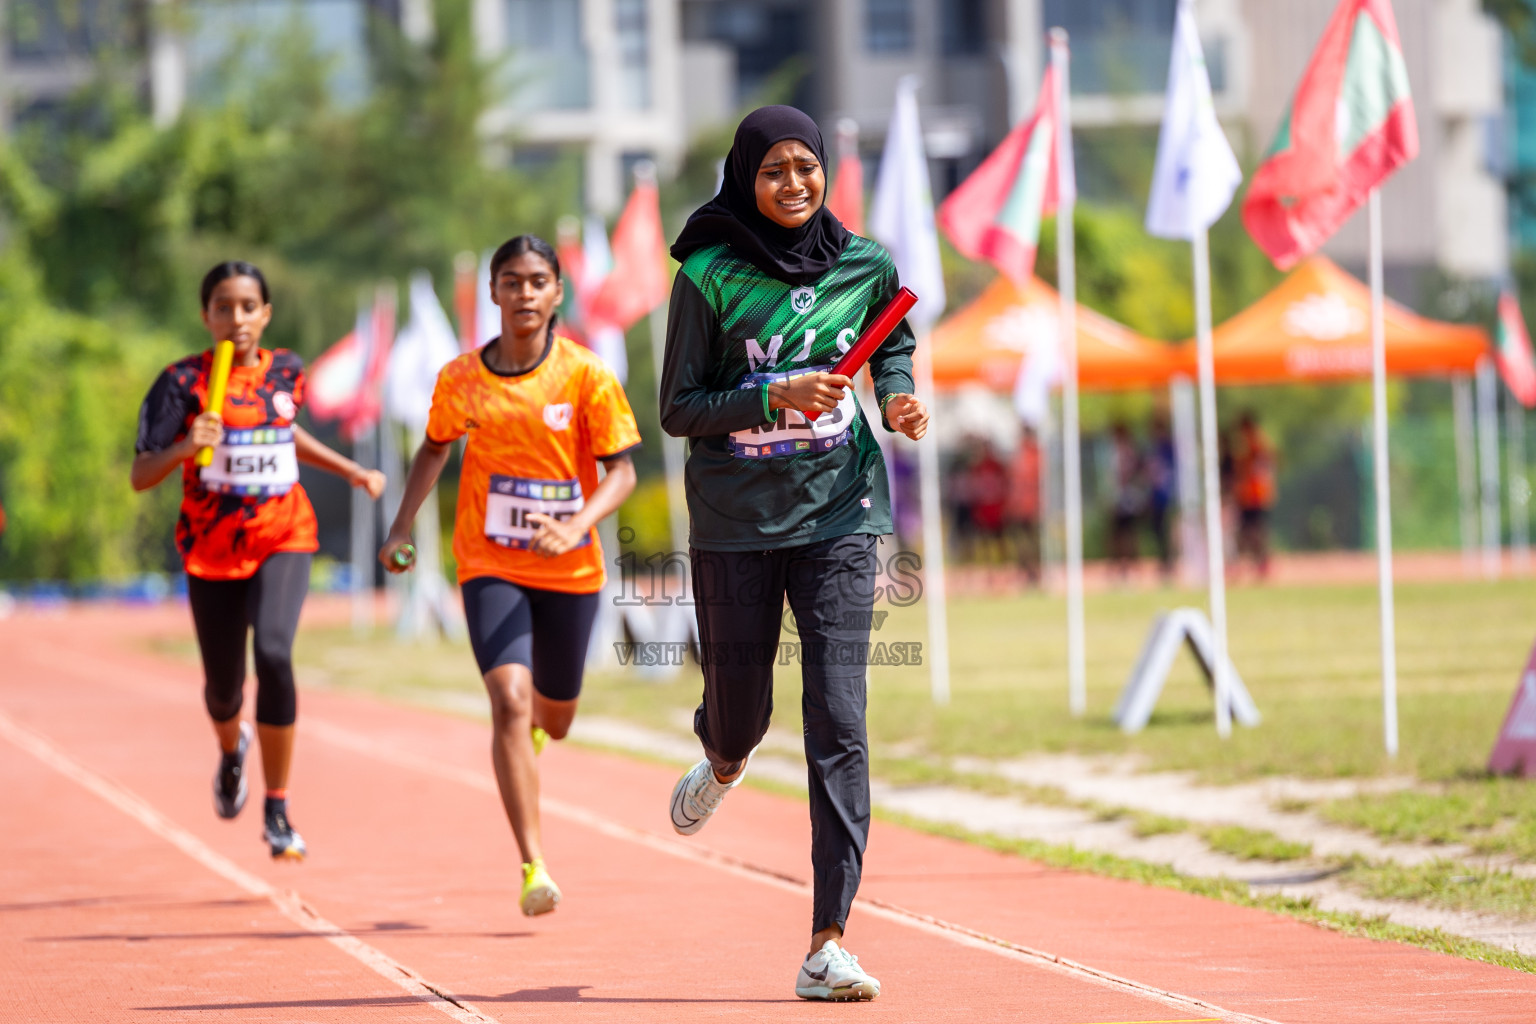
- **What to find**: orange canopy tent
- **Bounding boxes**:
[929,275,1180,392]
[1179,257,1489,383]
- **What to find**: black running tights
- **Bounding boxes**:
[186,552,310,728]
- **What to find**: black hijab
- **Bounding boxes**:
[671,105,850,286]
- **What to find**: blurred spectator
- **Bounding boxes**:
[1106,421,1145,579]
[1232,410,1277,579]
[1145,413,1177,582]
[1007,426,1042,585]
[947,446,976,560]
[966,442,1009,564]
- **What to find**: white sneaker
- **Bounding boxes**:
[795,941,881,1001]
[669,758,741,835]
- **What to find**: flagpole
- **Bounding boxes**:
[350,427,377,636]
[1051,29,1085,716]
[1509,393,1529,573]
[1368,189,1399,757]
[914,338,951,705]
[1454,374,1479,573]
[1192,227,1230,737]
[650,301,690,564]
[1477,354,1502,580]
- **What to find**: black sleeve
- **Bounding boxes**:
[135,367,196,454]
[658,272,771,438]
[868,270,917,431]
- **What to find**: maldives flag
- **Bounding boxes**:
[1242,0,1418,269]
[587,176,670,331]
[308,292,395,440]
[938,64,1067,288]
[1497,290,1536,408]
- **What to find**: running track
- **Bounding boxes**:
[3,604,1534,1023]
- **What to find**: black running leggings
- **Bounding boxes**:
[186,552,310,728]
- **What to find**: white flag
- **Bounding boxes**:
[869,76,947,333]
[386,271,461,430]
[475,250,500,347]
[1145,0,1241,240]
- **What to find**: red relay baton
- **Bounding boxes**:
[804,286,918,421]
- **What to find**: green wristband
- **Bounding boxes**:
[761,381,774,423]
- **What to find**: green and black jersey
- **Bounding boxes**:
[659,235,915,551]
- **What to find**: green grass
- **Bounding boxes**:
[1128,811,1187,837]
[1340,858,1536,921]
[878,810,1536,975]
[275,578,1536,865]
[1321,781,1536,861]
[1200,824,1312,861]
[289,579,1536,785]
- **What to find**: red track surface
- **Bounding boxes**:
[3,602,1535,1023]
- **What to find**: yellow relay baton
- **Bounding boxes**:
[195,340,236,468]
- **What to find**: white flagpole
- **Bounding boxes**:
[650,301,690,563]
[350,428,377,635]
[1368,190,1399,757]
[1477,355,1502,580]
[1509,394,1530,573]
[1193,226,1230,736]
[1454,374,1479,573]
[914,340,951,705]
[1051,29,1085,716]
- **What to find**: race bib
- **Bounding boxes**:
[484,474,590,550]
[199,428,299,498]
[730,365,856,459]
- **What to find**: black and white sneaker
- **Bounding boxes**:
[213,722,251,820]
[795,941,881,1001]
[669,758,741,836]
[262,798,307,861]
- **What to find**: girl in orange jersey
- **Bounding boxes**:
[132,261,387,860]
[380,235,640,916]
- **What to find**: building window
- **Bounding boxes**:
[615,0,651,111]
[6,0,139,62]
[941,0,986,57]
[1042,0,1176,96]
[865,0,912,55]
[186,0,371,107]
[505,0,590,110]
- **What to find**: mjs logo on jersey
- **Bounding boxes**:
[790,286,816,316]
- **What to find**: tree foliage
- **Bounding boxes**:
[0,0,570,581]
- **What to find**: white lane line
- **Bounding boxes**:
[305,718,1281,1024]
[0,709,498,1024]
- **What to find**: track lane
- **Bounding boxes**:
[5,603,1536,1022]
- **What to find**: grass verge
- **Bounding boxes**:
[1321,781,1536,862]
[877,809,1536,975]
[1340,858,1536,921]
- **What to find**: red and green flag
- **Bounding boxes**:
[938,64,1068,287]
[1497,290,1536,408]
[1242,0,1418,269]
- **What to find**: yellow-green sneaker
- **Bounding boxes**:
[520,858,561,916]
[531,726,549,756]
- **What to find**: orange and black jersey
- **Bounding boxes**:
[136,348,319,581]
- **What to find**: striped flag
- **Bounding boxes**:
[1497,290,1536,408]
[938,64,1068,288]
[1242,0,1418,269]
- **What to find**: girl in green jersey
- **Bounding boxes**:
[660,105,928,1002]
